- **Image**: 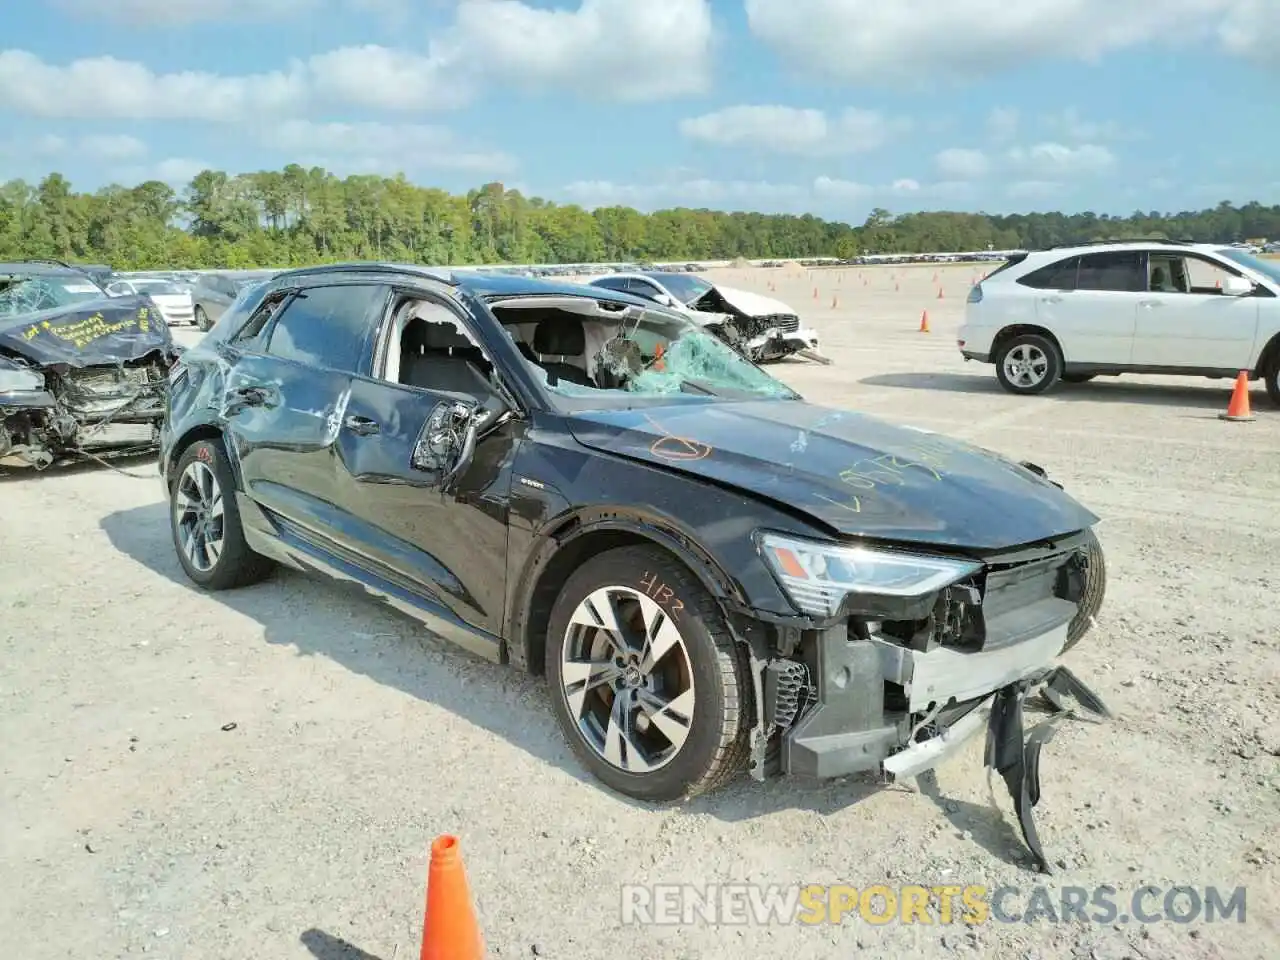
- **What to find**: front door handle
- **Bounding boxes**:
[1039,296,1063,304]
[344,414,380,436]
[1138,300,1164,308]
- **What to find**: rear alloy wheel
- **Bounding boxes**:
[194,305,210,331]
[995,333,1062,395]
[170,438,273,590]
[545,545,751,802]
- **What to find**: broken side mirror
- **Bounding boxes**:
[412,399,474,473]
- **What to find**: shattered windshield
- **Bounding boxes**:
[648,273,713,305]
[0,275,108,317]
[500,301,798,406]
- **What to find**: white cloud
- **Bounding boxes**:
[744,0,1248,83]
[53,0,314,22]
[1218,0,1280,62]
[679,105,905,155]
[1007,142,1115,176]
[987,107,1018,140]
[0,50,309,120]
[891,179,920,192]
[80,134,149,160]
[935,147,990,179]
[111,157,212,187]
[261,120,516,173]
[306,46,464,112]
[1043,107,1127,141]
[0,2,711,121]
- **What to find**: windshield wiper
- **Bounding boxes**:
[678,378,718,396]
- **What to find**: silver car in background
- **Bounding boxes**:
[190,270,275,331]
[105,277,195,326]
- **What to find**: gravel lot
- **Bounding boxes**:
[2,262,1277,959]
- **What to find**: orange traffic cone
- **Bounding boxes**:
[919,310,930,333]
[1218,371,1254,422]
[420,835,484,960]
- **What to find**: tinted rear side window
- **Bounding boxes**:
[1018,256,1079,290]
[1076,251,1145,292]
[265,283,387,373]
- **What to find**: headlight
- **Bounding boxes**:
[758,532,983,617]
[0,367,44,393]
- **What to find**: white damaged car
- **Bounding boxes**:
[587,270,831,364]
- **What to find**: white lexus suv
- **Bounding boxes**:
[958,240,1280,405]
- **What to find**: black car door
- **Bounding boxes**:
[220,281,390,545]
[330,291,522,648]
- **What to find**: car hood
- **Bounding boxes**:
[564,400,1099,551]
[707,284,797,317]
[0,295,177,368]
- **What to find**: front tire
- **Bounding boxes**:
[995,333,1062,395]
[1062,528,1106,654]
[170,437,273,590]
[194,306,210,331]
[545,545,751,802]
[1264,359,1280,408]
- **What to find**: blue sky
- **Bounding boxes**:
[0,0,1277,224]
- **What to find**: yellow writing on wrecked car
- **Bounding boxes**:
[21,310,145,348]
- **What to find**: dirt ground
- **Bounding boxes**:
[2,262,1278,960]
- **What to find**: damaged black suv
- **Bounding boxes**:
[160,263,1110,871]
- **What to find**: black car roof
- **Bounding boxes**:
[267,261,645,308]
[0,260,101,278]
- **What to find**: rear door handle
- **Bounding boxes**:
[1039,296,1063,304]
[1138,300,1163,308]
[344,414,380,436]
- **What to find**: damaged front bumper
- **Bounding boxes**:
[737,534,1111,873]
[745,324,832,365]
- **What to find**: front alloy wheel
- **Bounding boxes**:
[546,545,751,802]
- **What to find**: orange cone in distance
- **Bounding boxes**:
[1218,371,1255,422]
[919,310,930,333]
[420,835,484,960]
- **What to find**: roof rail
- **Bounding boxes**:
[19,258,75,268]
[1044,237,1194,250]
[270,261,460,285]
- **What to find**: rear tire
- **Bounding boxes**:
[194,306,210,332]
[1062,528,1106,654]
[170,437,274,590]
[995,333,1062,395]
[545,545,752,802]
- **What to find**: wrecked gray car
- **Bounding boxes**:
[0,262,180,469]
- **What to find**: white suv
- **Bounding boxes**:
[958,240,1280,405]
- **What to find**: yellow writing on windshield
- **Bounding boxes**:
[21,309,147,349]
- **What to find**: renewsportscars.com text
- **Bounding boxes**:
[620,883,1248,926]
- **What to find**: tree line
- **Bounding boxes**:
[1,166,1276,270]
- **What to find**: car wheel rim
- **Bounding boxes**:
[1003,344,1048,387]
[560,585,696,774]
[174,460,224,572]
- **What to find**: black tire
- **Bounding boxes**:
[1061,373,1096,384]
[194,306,210,331]
[1265,359,1280,408]
[1062,528,1106,654]
[169,437,273,590]
[545,545,752,802]
[994,333,1062,395]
